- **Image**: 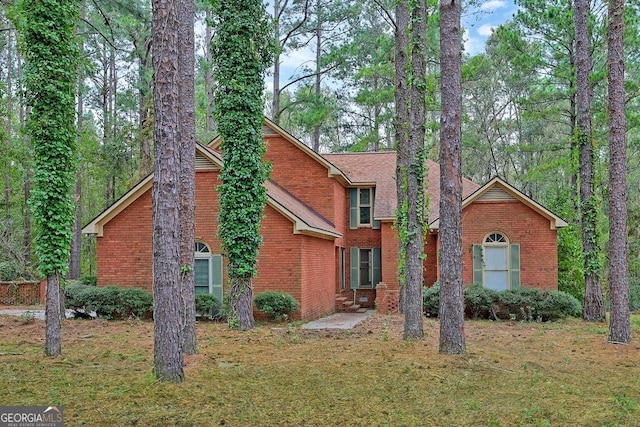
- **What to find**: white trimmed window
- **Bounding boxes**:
[349,188,380,229]
[194,241,223,313]
[472,233,520,291]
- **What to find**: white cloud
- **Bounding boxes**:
[478,24,497,37]
[480,0,507,11]
[463,28,485,56]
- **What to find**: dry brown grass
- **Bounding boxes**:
[1,312,639,426]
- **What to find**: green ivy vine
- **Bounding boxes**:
[14,0,79,277]
[210,0,273,280]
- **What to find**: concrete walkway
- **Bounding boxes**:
[0,309,75,320]
[301,310,375,330]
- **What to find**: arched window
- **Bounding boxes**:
[472,233,520,291]
[485,232,508,244]
[195,241,210,253]
[193,241,223,314]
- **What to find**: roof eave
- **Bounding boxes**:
[267,196,342,241]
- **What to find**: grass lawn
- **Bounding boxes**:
[1,312,639,426]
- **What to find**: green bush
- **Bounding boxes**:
[629,277,640,312]
[421,284,582,322]
[0,260,20,281]
[422,282,440,317]
[195,293,218,317]
[254,291,299,321]
[536,290,582,321]
[80,275,97,286]
[65,284,152,319]
[64,283,96,310]
[464,284,499,319]
[496,287,541,321]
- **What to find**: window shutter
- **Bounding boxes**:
[472,244,483,285]
[510,243,521,288]
[350,247,359,290]
[372,188,380,229]
[349,188,358,229]
[372,247,382,287]
[211,254,224,313]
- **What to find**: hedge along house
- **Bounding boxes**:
[83,119,567,321]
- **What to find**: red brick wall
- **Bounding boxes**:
[194,171,223,254]
[300,235,337,319]
[379,223,438,291]
[254,204,302,304]
[264,136,336,222]
[333,181,347,246]
[424,233,438,286]
[381,222,399,290]
[97,170,224,291]
[97,186,153,290]
[460,200,559,290]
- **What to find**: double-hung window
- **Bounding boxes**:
[349,188,380,229]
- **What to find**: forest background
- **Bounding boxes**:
[0,0,639,308]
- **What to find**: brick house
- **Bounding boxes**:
[82,119,567,321]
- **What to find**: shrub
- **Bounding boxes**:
[536,290,582,321]
[80,275,97,286]
[464,285,499,319]
[254,291,299,321]
[629,277,640,312]
[421,284,582,322]
[422,282,440,317]
[496,287,541,321]
[195,293,218,317]
[64,282,95,310]
[65,284,152,319]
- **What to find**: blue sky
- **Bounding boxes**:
[463,0,519,55]
[266,1,519,93]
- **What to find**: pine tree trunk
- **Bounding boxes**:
[179,0,197,355]
[45,273,62,356]
[228,276,255,330]
[68,179,82,279]
[152,0,184,382]
[575,0,605,322]
[394,0,409,315]
[438,0,465,355]
[401,0,427,341]
[607,0,630,344]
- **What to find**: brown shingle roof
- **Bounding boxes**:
[323,152,480,222]
[265,179,341,238]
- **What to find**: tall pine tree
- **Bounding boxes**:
[438,0,465,354]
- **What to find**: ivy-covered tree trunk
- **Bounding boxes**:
[438,0,465,355]
[396,0,427,341]
[211,0,272,330]
[151,0,184,382]
[17,0,79,357]
[607,0,630,344]
[178,0,197,355]
[574,0,605,322]
[394,0,409,314]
